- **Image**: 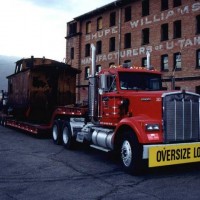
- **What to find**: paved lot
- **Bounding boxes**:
[0,125,200,200]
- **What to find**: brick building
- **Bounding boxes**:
[66,0,200,103]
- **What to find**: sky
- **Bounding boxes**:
[0,0,114,62]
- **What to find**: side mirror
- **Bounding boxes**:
[99,74,116,93]
[99,74,109,92]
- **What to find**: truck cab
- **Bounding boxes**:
[98,66,163,127]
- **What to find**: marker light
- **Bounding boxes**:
[146,124,160,131]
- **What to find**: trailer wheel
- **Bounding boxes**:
[1,118,6,126]
[3,120,6,126]
[120,131,143,174]
[0,118,3,126]
[62,121,75,149]
[52,120,62,145]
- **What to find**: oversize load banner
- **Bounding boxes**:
[149,142,200,167]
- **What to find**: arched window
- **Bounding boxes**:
[86,21,91,34]
[85,44,90,57]
[196,15,200,34]
[97,17,102,31]
[96,41,102,55]
[85,66,90,80]
[196,49,200,68]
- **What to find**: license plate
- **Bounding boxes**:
[149,142,200,167]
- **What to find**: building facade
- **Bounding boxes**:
[66,0,200,103]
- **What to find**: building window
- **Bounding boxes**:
[161,0,168,11]
[96,65,102,73]
[142,28,149,45]
[86,21,91,34]
[196,15,200,34]
[97,17,102,31]
[70,47,74,60]
[125,6,131,22]
[109,62,115,67]
[174,52,181,70]
[196,86,200,94]
[124,60,132,68]
[96,41,102,55]
[85,67,90,80]
[124,60,131,64]
[109,37,115,52]
[142,57,147,67]
[174,20,181,38]
[197,49,200,68]
[161,23,168,41]
[85,44,90,57]
[124,33,131,49]
[69,22,77,35]
[173,0,181,7]
[142,0,149,17]
[110,12,116,27]
[161,54,169,71]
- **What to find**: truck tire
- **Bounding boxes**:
[3,120,6,126]
[62,121,75,149]
[120,131,143,175]
[0,118,3,126]
[52,120,62,145]
[1,118,6,126]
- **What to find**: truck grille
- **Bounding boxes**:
[163,92,200,143]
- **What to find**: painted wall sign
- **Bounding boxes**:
[130,2,200,29]
[85,26,118,42]
[81,36,200,65]
[85,3,200,42]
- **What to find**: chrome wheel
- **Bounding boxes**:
[119,132,144,174]
[62,127,69,145]
[121,140,132,167]
[62,121,75,149]
[52,120,62,145]
[52,125,58,141]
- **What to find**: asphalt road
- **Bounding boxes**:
[0,125,200,200]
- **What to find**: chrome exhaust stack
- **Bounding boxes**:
[146,50,151,70]
[88,44,98,121]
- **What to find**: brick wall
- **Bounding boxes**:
[66,0,200,103]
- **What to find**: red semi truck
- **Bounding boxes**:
[1,46,200,174]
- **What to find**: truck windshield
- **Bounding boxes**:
[119,72,162,91]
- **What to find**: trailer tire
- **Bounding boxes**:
[52,120,62,145]
[62,121,75,150]
[1,118,6,126]
[120,130,143,175]
[0,118,3,126]
[3,120,6,127]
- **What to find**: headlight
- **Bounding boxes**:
[145,124,160,131]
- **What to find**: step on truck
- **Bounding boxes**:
[1,46,200,174]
